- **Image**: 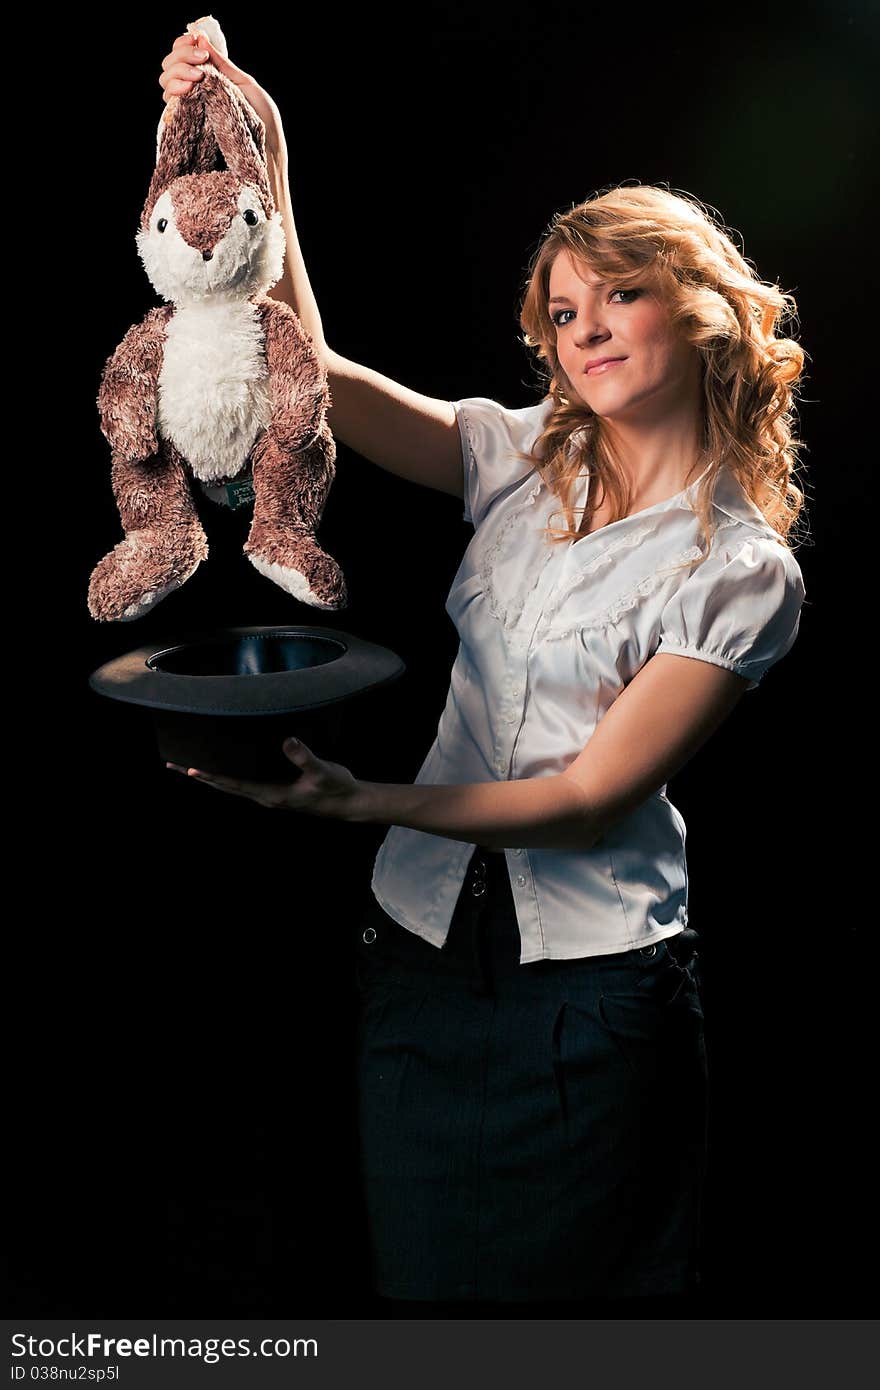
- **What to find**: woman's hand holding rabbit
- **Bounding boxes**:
[159,31,287,160]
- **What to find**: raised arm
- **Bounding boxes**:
[159,30,464,500]
[265,148,462,497]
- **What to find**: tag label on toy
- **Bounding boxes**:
[226,477,255,509]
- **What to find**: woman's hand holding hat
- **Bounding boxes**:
[167,738,366,819]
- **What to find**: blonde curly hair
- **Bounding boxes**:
[512,182,809,561]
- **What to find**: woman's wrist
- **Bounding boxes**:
[347,780,382,824]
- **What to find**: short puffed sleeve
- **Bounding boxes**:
[655,535,806,691]
[453,396,552,529]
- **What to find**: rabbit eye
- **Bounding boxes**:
[157,218,168,233]
[242,209,259,226]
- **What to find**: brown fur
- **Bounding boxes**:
[89,306,208,621]
[243,298,345,605]
[143,70,274,229]
[168,171,251,255]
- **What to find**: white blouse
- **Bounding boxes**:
[370,394,806,963]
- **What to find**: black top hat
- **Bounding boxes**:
[89,625,405,782]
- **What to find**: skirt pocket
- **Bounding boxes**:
[550,986,642,1158]
[355,977,434,1150]
[597,945,705,1081]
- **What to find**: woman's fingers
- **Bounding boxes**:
[161,37,210,77]
[159,36,211,101]
[162,34,206,68]
[189,30,249,78]
[159,31,282,144]
[161,70,205,99]
[166,741,360,820]
[160,69,207,100]
[169,764,289,808]
[156,30,282,148]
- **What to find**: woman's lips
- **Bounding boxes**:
[584,358,626,375]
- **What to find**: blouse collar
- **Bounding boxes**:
[568,455,782,540]
[699,464,785,539]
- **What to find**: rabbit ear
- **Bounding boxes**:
[199,67,275,215]
[153,13,229,165]
[143,88,223,226]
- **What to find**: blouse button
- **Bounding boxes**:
[513,848,523,857]
[362,927,377,944]
[516,875,526,887]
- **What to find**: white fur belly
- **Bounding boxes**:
[157,301,273,484]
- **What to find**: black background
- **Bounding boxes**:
[9,0,871,1317]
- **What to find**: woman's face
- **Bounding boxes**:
[548,249,702,421]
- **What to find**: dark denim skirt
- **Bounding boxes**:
[352,846,708,1303]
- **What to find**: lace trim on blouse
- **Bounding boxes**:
[536,517,742,639]
[537,520,660,632]
[470,438,746,638]
[480,477,554,628]
[538,545,704,639]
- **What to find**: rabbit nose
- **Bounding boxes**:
[202,250,213,261]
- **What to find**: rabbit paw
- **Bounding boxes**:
[88,525,208,623]
[244,533,348,610]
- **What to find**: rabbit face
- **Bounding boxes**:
[136,171,285,306]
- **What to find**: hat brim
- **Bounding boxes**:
[88,625,405,716]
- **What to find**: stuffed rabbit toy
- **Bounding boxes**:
[88,15,347,622]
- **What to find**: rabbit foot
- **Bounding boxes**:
[244,532,348,610]
[88,525,208,623]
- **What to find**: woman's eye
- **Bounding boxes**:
[551,288,640,326]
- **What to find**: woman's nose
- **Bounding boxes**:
[573,318,610,345]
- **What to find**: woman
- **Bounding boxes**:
[160,33,808,1314]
